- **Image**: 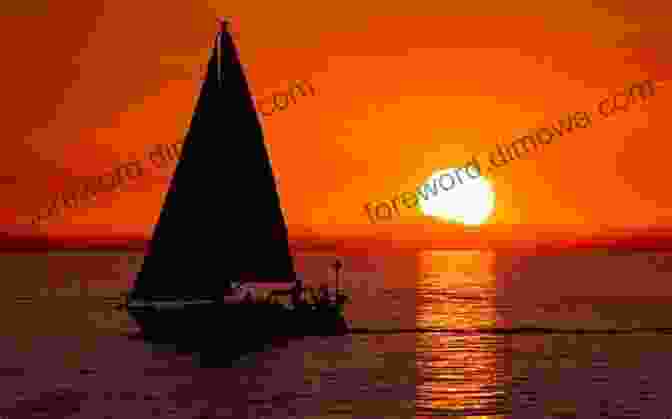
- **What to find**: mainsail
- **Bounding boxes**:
[131,20,296,300]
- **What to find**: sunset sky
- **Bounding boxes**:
[3,1,671,245]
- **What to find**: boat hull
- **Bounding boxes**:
[126,301,348,355]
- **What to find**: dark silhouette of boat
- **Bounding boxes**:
[117,19,348,357]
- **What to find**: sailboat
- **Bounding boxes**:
[118,19,348,353]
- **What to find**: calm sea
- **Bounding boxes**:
[1,249,671,418]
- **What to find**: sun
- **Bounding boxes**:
[418,168,495,225]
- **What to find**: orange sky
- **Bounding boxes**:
[3,1,672,242]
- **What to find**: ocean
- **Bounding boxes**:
[1,249,671,418]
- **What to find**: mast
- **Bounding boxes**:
[131,19,296,300]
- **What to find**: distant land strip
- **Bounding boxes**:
[14,296,125,304]
[25,78,316,226]
[349,327,672,335]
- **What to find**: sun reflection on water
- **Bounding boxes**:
[416,250,511,416]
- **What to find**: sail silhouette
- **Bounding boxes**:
[131,20,295,302]
[120,20,348,352]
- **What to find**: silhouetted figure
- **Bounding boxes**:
[318,284,330,306]
[308,287,319,305]
[290,279,303,306]
[335,292,348,305]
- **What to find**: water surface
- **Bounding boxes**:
[1,249,671,418]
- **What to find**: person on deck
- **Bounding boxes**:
[290,279,302,305]
[335,291,349,305]
[267,277,307,308]
[318,284,330,306]
[292,279,311,311]
[308,287,319,305]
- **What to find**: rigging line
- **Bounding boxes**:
[215,17,230,89]
[215,31,222,88]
